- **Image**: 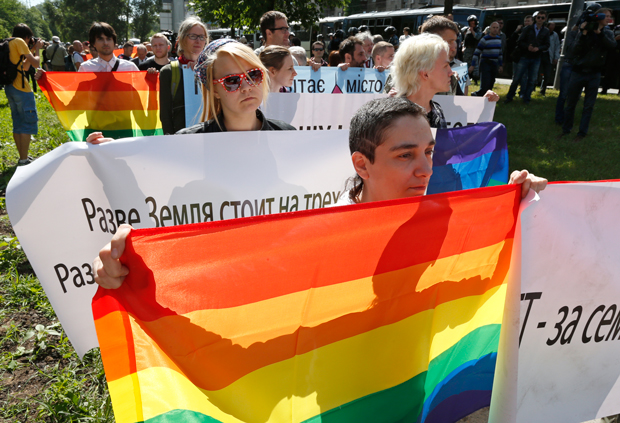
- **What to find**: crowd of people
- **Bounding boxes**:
[3,4,619,166]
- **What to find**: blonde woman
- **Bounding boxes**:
[159,17,209,134]
[391,33,453,129]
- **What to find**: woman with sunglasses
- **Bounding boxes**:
[159,17,209,134]
[175,39,295,133]
[259,45,298,93]
[308,41,328,67]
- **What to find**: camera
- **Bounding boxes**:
[28,36,40,49]
[578,2,606,31]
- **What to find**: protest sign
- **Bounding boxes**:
[184,66,204,128]
[491,181,620,423]
[262,93,495,130]
[291,67,389,94]
[6,131,353,357]
[453,63,469,94]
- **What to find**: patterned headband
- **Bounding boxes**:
[194,38,239,84]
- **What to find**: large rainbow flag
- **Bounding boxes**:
[92,184,520,423]
[38,71,162,141]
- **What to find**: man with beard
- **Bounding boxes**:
[338,37,366,71]
[138,33,171,72]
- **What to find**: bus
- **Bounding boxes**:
[343,6,484,36]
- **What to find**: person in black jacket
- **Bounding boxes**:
[559,8,616,142]
[504,10,550,104]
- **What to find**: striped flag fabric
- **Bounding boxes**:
[92,184,520,423]
[38,71,163,141]
[429,122,509,195]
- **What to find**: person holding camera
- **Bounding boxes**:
[5,23,43,166]
[559,7,616,142]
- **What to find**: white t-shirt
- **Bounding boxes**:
[73,52,84,65]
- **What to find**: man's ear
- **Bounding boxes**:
[345,53,352,64]
[351,152,370,180]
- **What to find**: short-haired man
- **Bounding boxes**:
[371,41,394,71]
[131,44,149,67]
[559,8,616,142]
[72,40,85,70]
[79,23,139,72]
[46,35,66,71]
[469,22,503,96]
[539,21,560,96]
[338,37,366,71]
[118,41,133,60]
[5,23,43,166]
[255,11,290,55]
[399,27,412,44]
[289,46,307,66]
[138,33,171,72]
[504,10,550,104]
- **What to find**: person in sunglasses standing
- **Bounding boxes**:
[254,11,300,66]
[178,39,295,133]
[159,17,209,134]
[308,41,328,67]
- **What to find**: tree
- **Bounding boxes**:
[131,0,162,42]
[191,0,348,35]
[0,0,28,38]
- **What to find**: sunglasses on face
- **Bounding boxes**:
[536,16,546,20]
[313,48,324,51]
[270,26,290,32]
[187,34,207,41]
[213,68,264,92]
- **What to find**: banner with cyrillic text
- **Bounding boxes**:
[291,67,389,94]
[262,93,496,130]
[490,181,620,423]
[6,131,353,357]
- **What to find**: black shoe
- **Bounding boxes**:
[556,132,569,141]
[601,90,608,95]
[573,133,586,143]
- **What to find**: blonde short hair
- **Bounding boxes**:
[151,32,171,46]
[177,17,209,57]
[391,33,449,97]
[198,42,270,127]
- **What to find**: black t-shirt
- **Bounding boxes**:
[176,110,296,134]
[138,57,169,71]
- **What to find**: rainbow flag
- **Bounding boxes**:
[92,184,520,423]
[38,71,162,141]
[429,122,509,195]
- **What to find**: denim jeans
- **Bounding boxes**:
[562,71,601,136]
[473,60,498,96]
[506,57,541,102]
[554,62,573,124]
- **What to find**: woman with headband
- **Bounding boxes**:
[179,39,295,132]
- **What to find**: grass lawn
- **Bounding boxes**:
[0,81,619,422]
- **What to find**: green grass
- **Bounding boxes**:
[0,82,619,422]
[0,89,112,422]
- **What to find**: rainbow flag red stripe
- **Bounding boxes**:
[92,184,520,423]
[38,71,162,141]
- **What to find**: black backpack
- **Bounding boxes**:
[0,38,23,86]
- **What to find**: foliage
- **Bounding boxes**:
[0,0,52,41]
[131,0,162,42]
[191,0,349,35]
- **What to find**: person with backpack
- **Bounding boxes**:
[46,36,66,71]
[2,23,43,166]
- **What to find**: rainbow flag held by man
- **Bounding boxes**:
[92,184,520,423]
[38,71,162,141]
[429,122,509,195]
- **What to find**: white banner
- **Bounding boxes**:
[6,131,353,357]
[262,93,496,130]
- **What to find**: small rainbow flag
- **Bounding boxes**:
[93,184,520,423]
[38,71,162,141]
[429,122,509,195]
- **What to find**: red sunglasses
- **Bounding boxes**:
[212,68,264,92]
